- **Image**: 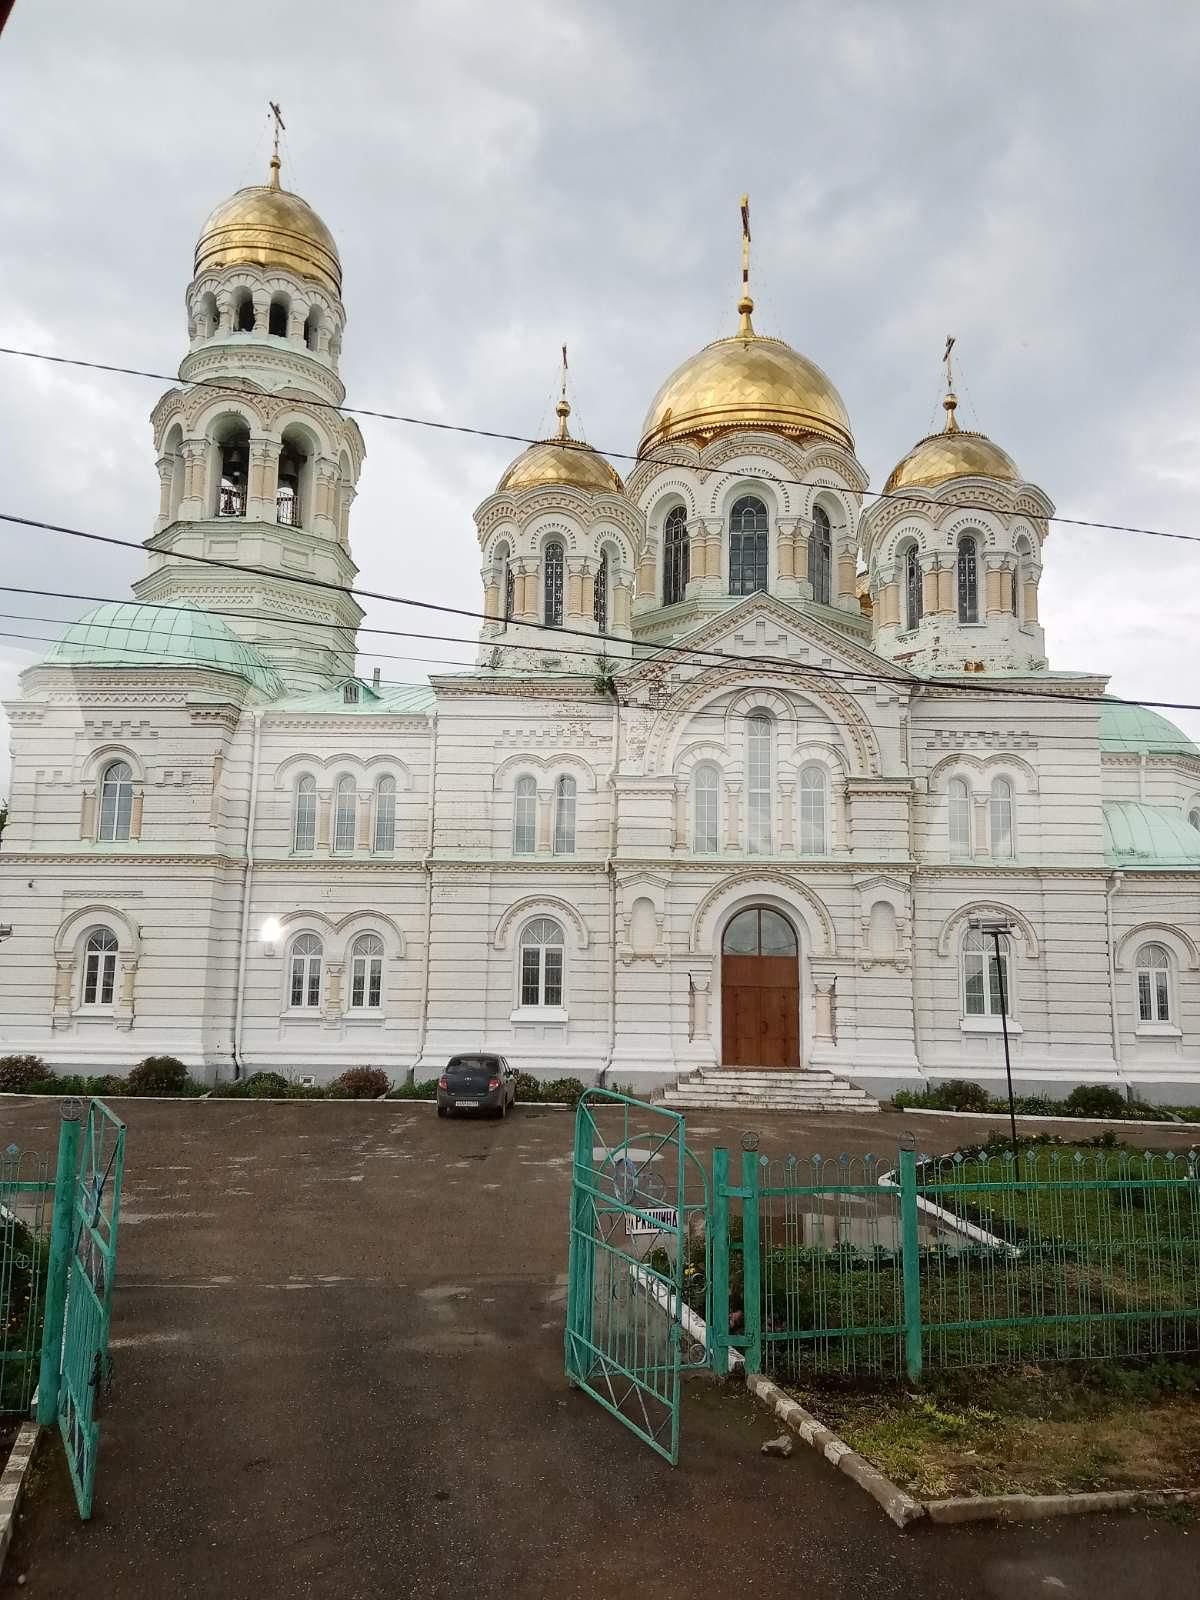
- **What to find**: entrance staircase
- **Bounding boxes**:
[661,1067,880,1115]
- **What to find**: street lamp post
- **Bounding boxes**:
[969,916,1018,1161]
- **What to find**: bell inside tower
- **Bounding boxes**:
[215,421,249,517]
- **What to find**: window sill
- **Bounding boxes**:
[1135,1022,1181,1040]
[345,1011,385,1023]
[960,1015,1023,1035]
[509,1007,569,1024]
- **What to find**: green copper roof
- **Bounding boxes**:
[1099,700,1199,758]
[44,602,283,696]
[271,680,436,716]
[1103,800,1200,867]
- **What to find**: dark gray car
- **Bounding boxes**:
[437,1054,517,1118]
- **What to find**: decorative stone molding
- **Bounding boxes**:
[1114,923,1200,972]
[689,871,838,957]
[935,901,1041,960]
[492,895,590,951]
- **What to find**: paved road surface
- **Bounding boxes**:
[1,1098,1195,1598]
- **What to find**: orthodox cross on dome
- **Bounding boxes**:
[738,193,755,337]
[556,342,573,439]
[942,333,960,433]
[268,100,285,190]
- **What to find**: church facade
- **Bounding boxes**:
[3,154,1200,1102]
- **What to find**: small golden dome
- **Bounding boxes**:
[195,155,341,298]
[497,396,624,496]
[885,392,1020,494]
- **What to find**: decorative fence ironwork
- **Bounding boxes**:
[0,1145,53,1416]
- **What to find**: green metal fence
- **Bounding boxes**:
[0,1144,53,1416]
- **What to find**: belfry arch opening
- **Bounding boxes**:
[720,905,800,1069]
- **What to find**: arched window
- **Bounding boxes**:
[1136,943,1171,1024]
[957,535,979,623]
[544,541,564,627]
[233,290,255,333]
[268,295,289,337]
[692,763,720,853]
[98,760,134,842]
[81,927,118,1007]
[553,775,576,854]
[1014,536,1032,622]
[746,713,773,853]
[303,306,322,351]
[593,551,609,635]
[289,933,323,1009]
[518,917,565,1009]
[513,775,537,855]
[729,496,768,596]
[197,291,218,338]
[333,775,357,853]
[722,907,797,956]
[215,419,249,517]
[948,778,972,856]
[349,934,384,1011]
[798,764,829,855]
[277,435,306,527]
[373,776,396,853]
[495,542,513,625]
[1188,806,1200,833]
[663,506,689,606]
[809,505,832,605]
[989,776,1014,859]
[292,775,317,853]
[962,929,1010,1018]
[903,545,923,632]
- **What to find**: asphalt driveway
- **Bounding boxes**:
[1,1097,1196,1599]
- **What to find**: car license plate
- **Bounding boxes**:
[456,1099,478,1108]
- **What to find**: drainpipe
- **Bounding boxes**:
[598,690,621,1087]
[231,706,264,1082]
[1105,869,1125,1077]
[413,708,438,1078]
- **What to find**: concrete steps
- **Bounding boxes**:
[661,1067,880,1115]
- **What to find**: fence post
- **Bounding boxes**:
[710,1148,730,1375]
[898,1145,923,1384]
[36,1105,81,1425]
[741,1149,762,1375]
[564,1104,595,1384]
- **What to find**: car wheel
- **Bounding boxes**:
[497,1095,507,1120]
[437,1104,448,1119]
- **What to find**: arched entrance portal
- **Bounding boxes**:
[720,907,800,1069]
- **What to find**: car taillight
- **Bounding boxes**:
[488,1077,500,1091]
[438,1075,448,1089]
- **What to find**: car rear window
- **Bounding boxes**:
[447,1055,497,1070]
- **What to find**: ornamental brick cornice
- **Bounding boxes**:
[427,675,605,703]
[262,714,431,730]
[0,852,245,869]
[911,675,1108,703]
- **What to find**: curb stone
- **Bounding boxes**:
[896,1107,1197,1131]
[0,1422,41,1581]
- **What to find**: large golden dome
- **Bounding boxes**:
[498,398,624,495]
[885,394,1019,494]
[194,155,341,298]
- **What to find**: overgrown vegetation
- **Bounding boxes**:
[0,1216,47,1414]
[893,1078,1200,1123]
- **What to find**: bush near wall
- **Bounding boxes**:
[892,1080,1200,1123]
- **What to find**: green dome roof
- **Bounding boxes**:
[1103,800,1200,867]
[1099,700,1199,758]
[44,603,282,696]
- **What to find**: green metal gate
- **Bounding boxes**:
[565,1090,709,1464]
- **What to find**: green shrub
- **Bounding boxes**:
[513,1072,543,1102]
[126,1055,192,1096]
[0,1054,48,1093]
[226,1070,292,1099]
[538,1076,586,1106]
[330,1066,390,1099]
[1063,1083,1128,1120]
[388,1077,440,1100]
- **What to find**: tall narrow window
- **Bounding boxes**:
[1188,806,1200,832]
[553,775,577,854]
[81,927,118,1007]
[593,551,609,634]
[277,435,306,527]
[504,563,515,624]
[373,776,396,853]
[746,713,772,853]
[729,496,768,596]
[990,776,1014,859]
[948,778,972,856]
[962,929,1010,1017]
[903,545,923,631]
[234,291,255,332]
[1014,536,1031,623]
[349,934,384,1010]
[333,775,357,853]
[692,763,720,853]
[799,764,829,855]
[513,775,537,854]
[289,933,323,1008]
[216,422,249,517]
[519,918,565,1008]
[268,295,289,337]
[293,775,317,852]
[98,761,134,842]
[809,504,832,605]
[663,505,689,606]
[1136,943,1171,1024]
[495,543,513,624]
[544,542,564,626]
[957,535,979,623]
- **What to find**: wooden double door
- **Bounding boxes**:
[720,907,801,1071]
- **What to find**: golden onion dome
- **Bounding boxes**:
[885,392,1020,494]
[194,154,341,299]
[497,397,625,495]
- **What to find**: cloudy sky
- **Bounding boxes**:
[2,0,1199,793]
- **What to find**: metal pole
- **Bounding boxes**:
[898,1145,923,1383]
[710,1148,730,1375]
[740,1150,762,1375]
[36,1105,81,1425]
[993,929,1018,1161]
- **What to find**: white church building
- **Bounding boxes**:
[3,152,1200,1102]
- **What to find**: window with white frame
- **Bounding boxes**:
[809,504,832,605]
[1136,942,1171,1024]
[373,775,396,853]
[553,775,577,854]
[798,764,829,855]
[544,542,564,627]
[990,776,1014,859]
[948,778,972,856]
[729,496,768,596]
[289,933,323,1009]
[519,917,564,1008]
[663,506,689,605]
[293,775,317,852]
[957,535,980,623]
[513,775,537,854]
[98,760,134,842]
[962,929,1011,1017]
[349,934,384,1011]
[81,926,118,1007]
[903,545,922,632]
[746,713,773,853]
[333,775,356,853]
[692,763,720,853]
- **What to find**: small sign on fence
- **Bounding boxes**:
[626,1206,679,1237]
